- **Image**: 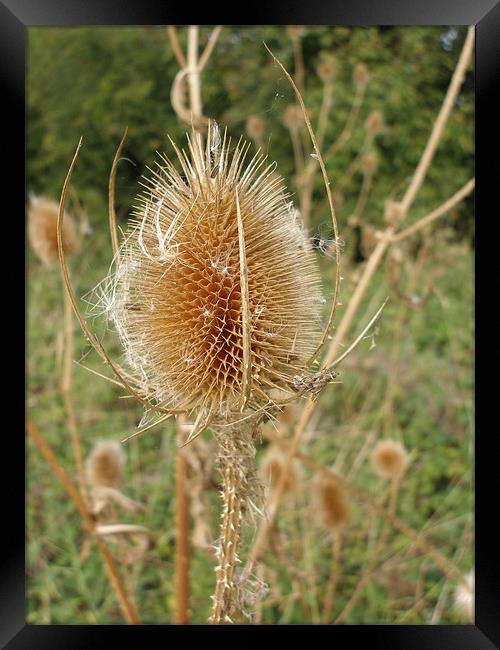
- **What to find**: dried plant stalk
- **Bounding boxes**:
[175,416,191,624]
[27,418,140,624]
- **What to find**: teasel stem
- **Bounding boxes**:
[210,460,243,624]
[174,415,191,624]
[209,425,258,624]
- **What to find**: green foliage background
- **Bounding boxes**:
[27,26,474,624]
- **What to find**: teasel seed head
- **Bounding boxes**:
[317,54,337,83]
[246,115,266,142]
[353,63,370,88]
[86,440,126,488]
[287,25,304,40]
[361,224,377,258]
[28,195,79,266]
[259,445,301,497]
[365,110,384,137]
[384,200,404,228]
[107,123,323,425]
[361,151,378,175]
[370,439,409,480]
[313,476,351,532]
[282,104,303,130]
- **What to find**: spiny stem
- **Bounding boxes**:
[210,462,243,624]
[175,417,191,624]
[209,426,259,624]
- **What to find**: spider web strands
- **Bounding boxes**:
[263,43,342,370]
[27,418,140,624]
[243,31,475,581]
[56,138,174,417]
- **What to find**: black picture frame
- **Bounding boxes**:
[10,0,499,646]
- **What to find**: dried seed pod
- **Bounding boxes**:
[370,439,409,480]
[28,195,79,266]
[86,440,126,489]
[361,224,377,258]
[361,152,378,175]
[314,477,351,532]
[246,115,265,142]
[282,104,303,130]
[287,25,304,40]
[384,200,404,228]
[259,445,301,497]
[353,63,369,88]
[107,122,323,424]
[317,54,337,83]
[386,245,404,287]
[365,110,384,137]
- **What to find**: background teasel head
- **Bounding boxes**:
[105,122,324,427]
[86,440,126,489]
[316,53,337,83]
[28,195,79,266]
[313,476,351,532]
[259,445,302,497]
[370,439,410,480]
[353,62,370,88]
[365,110,385,137]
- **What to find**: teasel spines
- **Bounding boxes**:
[109,122,324,425]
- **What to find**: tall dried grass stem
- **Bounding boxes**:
[265,432,468,588]
[400,26,474,214]
[27,417,140,624]
[392,177,475,243]
[175,418,191,624]
[167,26,187,68]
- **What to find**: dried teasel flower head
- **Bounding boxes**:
[282,104,303,130]
[28,195,79,266]
[313,476,351,532]
[287,25,304,40]
[106,122,323,425]
[353,62,370,88]
[386,245,404,286]
[361,151,378,176]
[86,440,126,488]
[246,115,266,142]
[259,445,302,497]
[317,53,337,83]
[365,110,384,137]
[361,224,377,258]
[454,570,474,622]
[384,200,404,228]
[370,439,409,480]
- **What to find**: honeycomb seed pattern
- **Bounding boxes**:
[110,123,324,420]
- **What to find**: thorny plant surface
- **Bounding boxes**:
[27,26,474,625]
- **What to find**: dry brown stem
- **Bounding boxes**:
[392,177,475,243]
[265,433,467,589]
[175,416,191,624]
[27,417,140,624]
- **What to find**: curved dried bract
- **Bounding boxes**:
[106,122,324,426]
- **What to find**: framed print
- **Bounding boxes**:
[6,0,499,645]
